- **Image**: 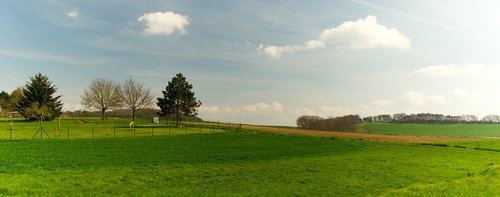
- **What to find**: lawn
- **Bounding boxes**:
[0,129,499,196]
[358,123,500,137]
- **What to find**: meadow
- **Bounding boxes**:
[0,118,228,140]
[0,119,498,195]
[358,123,500,137]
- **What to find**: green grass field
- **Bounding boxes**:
[0,128,499,196]
[0,118,228,140]
[358,123,500,137]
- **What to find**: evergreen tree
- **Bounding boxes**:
[0,91,8,112]
[157,73,201,127]
[17,73,63,120]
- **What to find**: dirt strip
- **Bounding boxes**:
[241,125,468,143]
[194,122,471,143]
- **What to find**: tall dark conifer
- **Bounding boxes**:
[157,73,202,127]
[17,73,63,120]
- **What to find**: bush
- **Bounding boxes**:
[296,115,362,132]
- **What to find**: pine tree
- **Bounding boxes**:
[157,73,202,127]
[17,73,63,121]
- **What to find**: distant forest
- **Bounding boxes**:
[363,113,500,124]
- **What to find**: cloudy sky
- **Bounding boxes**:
[1,0,500,125]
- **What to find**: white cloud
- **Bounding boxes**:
[320,15,410,49]
[269,101,284,112]
[199,106,219,113]
[138,11,189,36]
[242,101,283,113]
[303,40,326,50]
[293,108,315,116]
[258,15,410,58]
[65,10,78,18]
[415,64,488,77]
[402,91,447,106]
[257,44,297,58]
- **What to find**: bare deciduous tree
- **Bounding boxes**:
[81,79,123,120]
[121,78,154,122]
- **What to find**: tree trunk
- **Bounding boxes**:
[101,109,105,120]
[176,112,180,128]
[132,109,135,122]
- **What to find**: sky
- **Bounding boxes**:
[1,0,500,126]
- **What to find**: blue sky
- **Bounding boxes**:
[1,0,500,125]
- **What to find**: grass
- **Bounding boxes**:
[358,123,500,137]
[0,118,227,140]
[0,128,498,196]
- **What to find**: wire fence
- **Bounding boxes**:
[0,118,242,140]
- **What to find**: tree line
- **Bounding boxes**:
[364,113,500,124]
[296,115,362,132]
[0,73,201,127]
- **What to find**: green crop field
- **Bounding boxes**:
[0,126,498,196]
[358,123,500,137]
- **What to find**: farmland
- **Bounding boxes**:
[358,123,500,137]
[0,119,499,195]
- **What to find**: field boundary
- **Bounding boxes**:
[195,122,471,143]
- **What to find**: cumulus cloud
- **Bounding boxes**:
[258,15,410,58]
[242,101,283,113]
[402,91,447,106]
[294,108,315,116]
[65,10,78,18]
[198,106,219,113]
[63,103,82,111]
[138,11,189,36]
[320,15,410,49]
[415,64,488,77]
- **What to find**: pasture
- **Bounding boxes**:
[0,120,498,195]
[0,118,228,140]
[358,123,500,137]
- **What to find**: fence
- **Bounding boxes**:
[0,118,242,140]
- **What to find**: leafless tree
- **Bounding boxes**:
[81,79,123,120]
[121,78,154,122]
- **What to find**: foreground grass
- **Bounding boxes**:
[0,131,499,196]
